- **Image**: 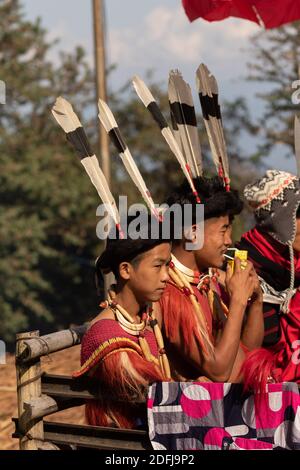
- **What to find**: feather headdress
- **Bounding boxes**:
[168,69,202,178]
[51,97,123,237]
[132,75,201,203]
[196,63,230,191]
[98,99,161,220]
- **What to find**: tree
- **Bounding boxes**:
[0,0,100,345]
[247,21,300,159]
[0,0,259,347]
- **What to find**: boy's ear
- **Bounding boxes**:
[119,262,131,280]
[184,225,198,243]
[183,223,205,251]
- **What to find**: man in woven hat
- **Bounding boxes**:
[73,214,172,429]
[154,176,264,384]
[237,169,300,387]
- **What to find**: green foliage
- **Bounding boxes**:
[0,0,261,347]
[247,21,300,159]
[0,0,100,345]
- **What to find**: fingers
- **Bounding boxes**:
[243,259,252,275]
[233,258,252,276]
[248,263,260,286]
[226,262,233,281]
[234,257,241,273]
[226,258,260,301]
[246,260,255,272]
[248,262,257,276]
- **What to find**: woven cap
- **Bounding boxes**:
[96,213,171,275]
[244,170,300,245]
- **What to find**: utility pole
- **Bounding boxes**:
[92,0,114,294]
[92,0,110,185]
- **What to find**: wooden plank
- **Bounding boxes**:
[23,395,59,420]
[12,419,151,451]
[23,394,84,420]
[16,331,44,450]
[44,421,151,451]
[42,374,99,400]
[41,374,146,403]
[16,325,88,363]
[43,431,148,450]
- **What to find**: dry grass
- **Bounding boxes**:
[0,346,85,450]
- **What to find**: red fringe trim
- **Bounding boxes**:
[241,347,275,394]
[86,400,137,429]
[86,349,164,428]
[73,337,142,378]
[159,283,207,355]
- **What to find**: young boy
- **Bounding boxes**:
[73,216,172,429]
[155,176,264,383]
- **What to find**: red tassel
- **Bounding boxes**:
[241,347,276,394]
[159,283,208,355]
[86,349,163,429]
[86,400,137,429]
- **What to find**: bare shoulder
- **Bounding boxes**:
[88,308,115,329]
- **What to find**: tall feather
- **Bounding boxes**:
[169,104,183,156]
[294,116,300,177]
[51,97,122,235]
[98,99,160,220]
[168,70,202,178]
[196,63,230,191]
[132,75,201,203]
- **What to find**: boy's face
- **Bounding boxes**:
[194,215,232,270]
[126,243,171,303]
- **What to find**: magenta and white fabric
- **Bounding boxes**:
[147,382,300,450]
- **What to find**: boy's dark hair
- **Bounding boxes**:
[95,213,170,282]
[166,176,243,233]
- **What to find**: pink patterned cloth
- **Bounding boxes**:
[148,382,300,450]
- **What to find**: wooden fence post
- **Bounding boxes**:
[16,331,44,450]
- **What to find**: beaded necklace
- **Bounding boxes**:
[170,257,229,346]
[169,257,214,355]
[171,255,214,292]
[100,288,171,380]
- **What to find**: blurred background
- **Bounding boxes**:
[1,0,300,348]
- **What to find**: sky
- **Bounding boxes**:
[22,0,297,173]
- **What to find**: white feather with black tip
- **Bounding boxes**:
[98,99,160,219]
[196,64,230,190]
[132,75,201,203]
[168,70,202,178]
[51,97,121,230]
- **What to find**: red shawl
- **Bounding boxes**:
[239,228,300,389]
[74,319,164,429]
